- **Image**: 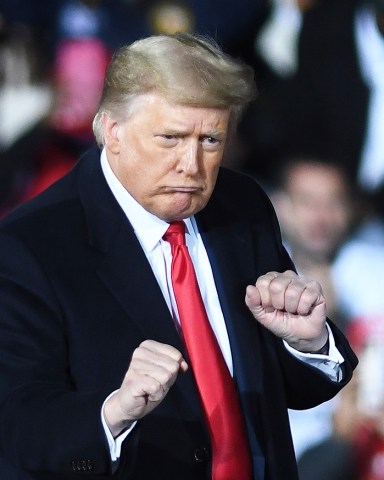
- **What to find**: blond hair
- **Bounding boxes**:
[92,33,257,146]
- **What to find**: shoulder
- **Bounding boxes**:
[211,167,275,217]
[199,167,282,238]
[215,166,269,197]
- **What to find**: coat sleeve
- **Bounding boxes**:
[229,170,359,410]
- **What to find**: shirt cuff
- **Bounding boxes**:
[101,390,137,462]
[283,324,345,382]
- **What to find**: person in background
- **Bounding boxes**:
[271,156,356,332]
[0,29,110,217]
[0,33,357,479]
[0,24,53,212]
[269,156,362,477]
[247,0,384,196]
[255,0,319,79]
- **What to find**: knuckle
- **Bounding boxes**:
[162,370,175,386]
[285,288,298,301]
[256,276,270,289]
[147,381,162,397]
[131,346,142,361]
[139,339,155,349]
[270,280,285,295]
[164,362,179,382]
[283,269,296,277]
[307,279,321,292]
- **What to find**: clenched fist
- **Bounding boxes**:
[104,340,188,437]
[245,270,329,353]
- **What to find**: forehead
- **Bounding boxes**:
[288,163,346,191]
[126,92,231,130]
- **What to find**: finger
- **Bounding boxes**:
[245,284,261,309]
[127,373,165,402]
[133,340,188,374]
[258,270,298,310]
[138,340,188,370]
[254,271,279,307]
[130,355,182,391]
[295,281,324,315]
[139,377,167,403]
[130,341,189,392]
[268,274,296,311]
[282,277,309,313]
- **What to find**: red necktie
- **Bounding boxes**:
[163,221,252,480]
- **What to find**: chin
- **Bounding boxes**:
[163,201,207,222]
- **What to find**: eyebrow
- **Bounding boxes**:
[157,127,227,139]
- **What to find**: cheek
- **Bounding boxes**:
[118,145,157,180]
[294,205,317,224]
[332,205,350,225]
[131,166,171,201]
[113,154,152,196]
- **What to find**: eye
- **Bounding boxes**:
[155,134,179,147]
[204,136,219,144]
[201,135,223,151]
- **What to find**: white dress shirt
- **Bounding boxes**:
[99,149,344,461]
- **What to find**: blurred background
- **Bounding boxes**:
[1,1,384,478]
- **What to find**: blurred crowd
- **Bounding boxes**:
[1,0,384,478]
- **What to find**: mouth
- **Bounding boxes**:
[166,186,203,193]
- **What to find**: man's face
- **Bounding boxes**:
[276,163,351,261]
[103,93,230,222]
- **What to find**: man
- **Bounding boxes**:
[270,157,358,473]
[0,33,357,480]
[271,157,354,331]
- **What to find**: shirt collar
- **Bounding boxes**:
[100,148,195,253]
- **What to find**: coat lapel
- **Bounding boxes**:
[197,211,265,389]
[76,149,204,417]
[76,149,179,344]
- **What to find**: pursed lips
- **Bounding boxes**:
[166,186,203,193]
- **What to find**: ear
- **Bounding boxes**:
[102,112,121,154]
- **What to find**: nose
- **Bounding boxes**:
[176,141,200,175]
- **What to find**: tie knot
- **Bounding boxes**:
[163,221,186,246]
